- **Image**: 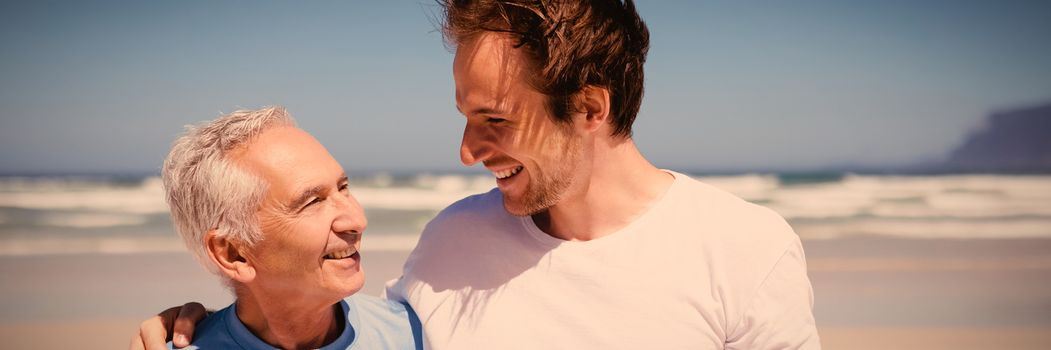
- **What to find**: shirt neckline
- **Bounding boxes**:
[225,298,358,350]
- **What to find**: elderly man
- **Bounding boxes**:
[157,107,421,349]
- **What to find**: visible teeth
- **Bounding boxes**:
[493,166,523,179]
[324,247,357,259]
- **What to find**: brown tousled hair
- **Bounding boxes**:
[440,0,649,138]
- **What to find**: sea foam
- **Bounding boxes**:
[2,173,1050,256]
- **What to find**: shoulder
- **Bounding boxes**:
[409,188,518,256]
[666,171,797,247]
[389,188,535,305]
[171,304,239,349]
[348,294,413,320]
[665,172,815,340]
[425,188,505,229]
[346,295,423,350]
[663,171,802,285]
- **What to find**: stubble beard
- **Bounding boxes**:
[503,134,581,217]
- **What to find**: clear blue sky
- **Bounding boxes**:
[2,0,1049,174]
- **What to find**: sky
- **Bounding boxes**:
[1,0,1049,174]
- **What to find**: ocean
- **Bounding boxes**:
[1,173,1049,257]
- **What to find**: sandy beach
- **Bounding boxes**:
[806,237,1051,349]
[2,237,1050,349]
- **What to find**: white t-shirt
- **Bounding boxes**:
[386,171,819,349]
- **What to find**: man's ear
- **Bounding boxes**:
[205,229,255,284]
[572,85,611,133]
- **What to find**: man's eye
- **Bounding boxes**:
[338,183,350,193]
[306,197,323,207]
[487,117,507,124]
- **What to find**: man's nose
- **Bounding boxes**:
[332,193,367,235]
[460,123,493,166]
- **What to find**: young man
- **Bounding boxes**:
[153,107,421,349]
[383,1,819,348]
[136,1,819,349]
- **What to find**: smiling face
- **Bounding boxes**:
[455,33,587,216]
[231,126,367,303]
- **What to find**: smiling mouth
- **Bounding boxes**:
[323,247,358,260]
[493,166,523,179]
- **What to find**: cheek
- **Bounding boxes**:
[533,126,574,159]
[257,242,318,277]
[257,222,330,271]
[300,213,341,251]
[513,118,556,151]
[482,125,514,153]
[496,129,514,148]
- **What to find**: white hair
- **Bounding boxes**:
[162,106,295,275]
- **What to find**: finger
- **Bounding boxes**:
[141,306,181,350]
[172,302,207,348]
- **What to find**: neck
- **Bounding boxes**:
[532,137,673,241]
[234,286,343,349]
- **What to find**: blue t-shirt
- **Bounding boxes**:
[170,295,423,349]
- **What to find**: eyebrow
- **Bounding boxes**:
[287,185,325,212]
[457,104,505,116]
[285,175,349,212]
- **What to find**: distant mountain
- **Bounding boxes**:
[942,102,1051,173]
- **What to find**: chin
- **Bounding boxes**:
[502,197,550,217]
[344,272,366,296]
[502,184,566,217]
[501,196,533,216]
[327,271,366,298]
